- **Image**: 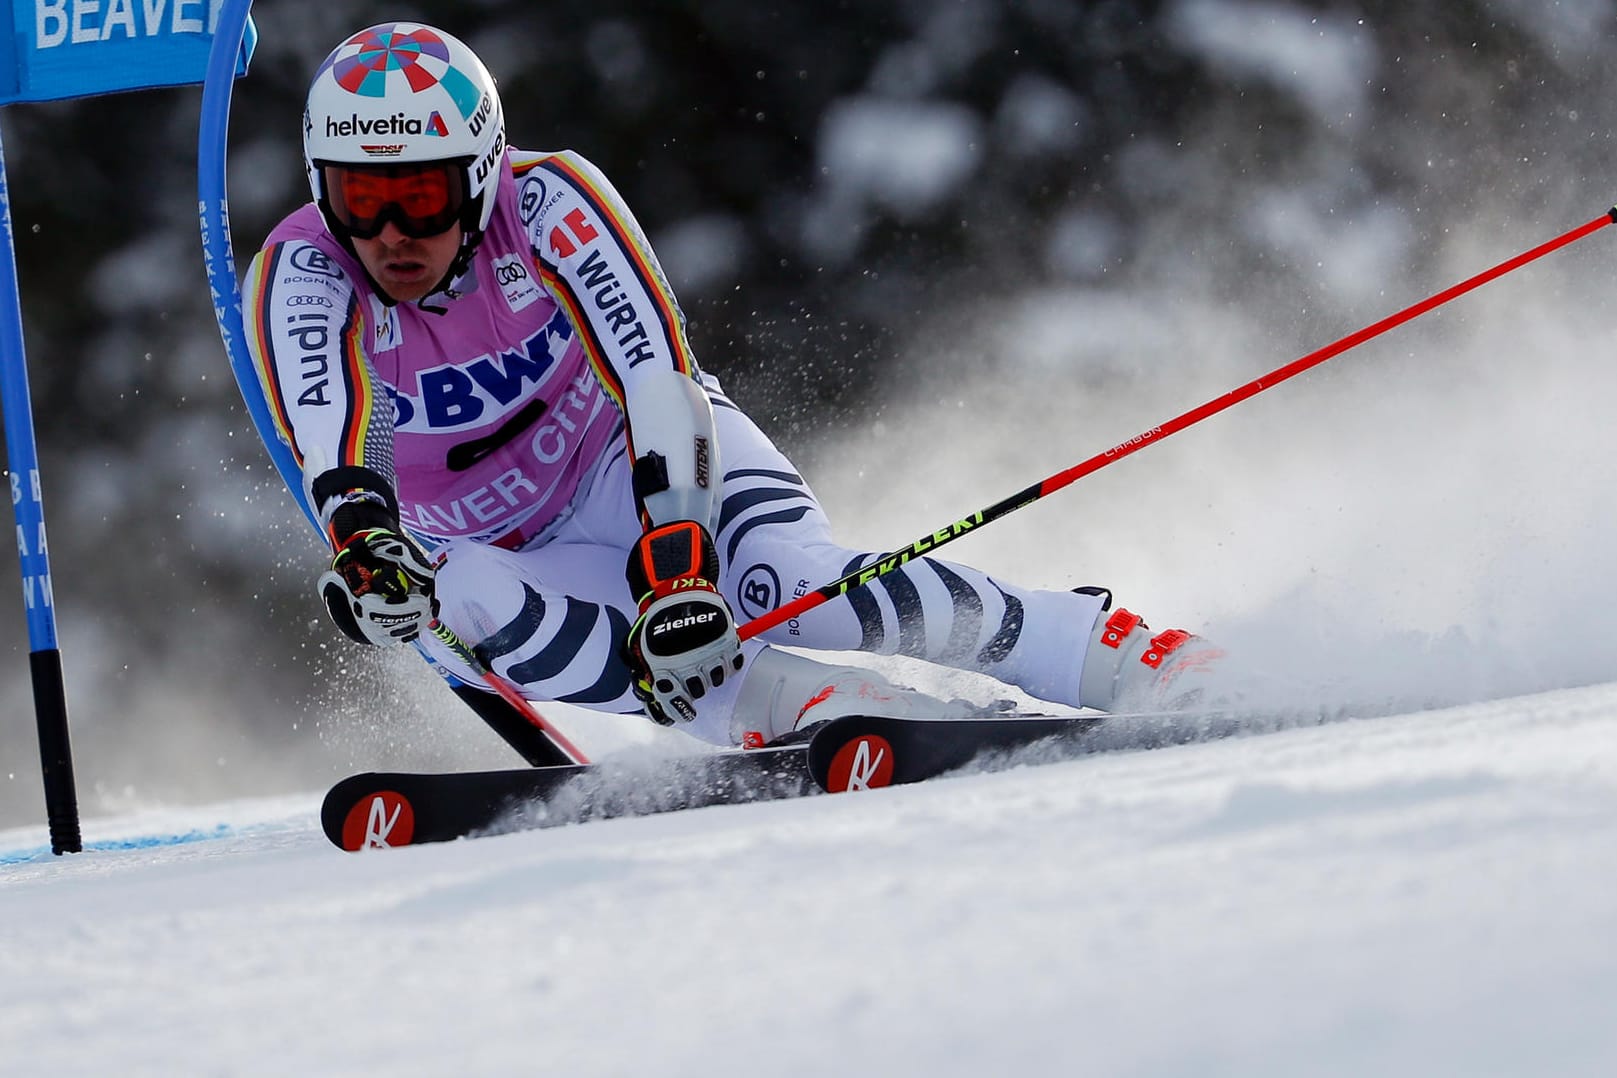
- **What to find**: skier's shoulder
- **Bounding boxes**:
[506,147,629,227]
[508,146,601,180]
[253,204,366,298]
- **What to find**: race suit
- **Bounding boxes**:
[243,148,1105,744]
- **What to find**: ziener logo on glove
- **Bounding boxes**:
[651,611,718,635]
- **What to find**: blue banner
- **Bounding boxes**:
[0,0,254,104]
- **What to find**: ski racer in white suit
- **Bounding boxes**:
[243,21,1220,749]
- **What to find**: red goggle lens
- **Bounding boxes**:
[324,163,466,240]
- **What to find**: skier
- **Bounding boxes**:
[243,21,1222,752]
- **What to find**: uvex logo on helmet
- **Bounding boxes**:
[467,95,493,138]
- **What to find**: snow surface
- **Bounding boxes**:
[5,682,1617,1076]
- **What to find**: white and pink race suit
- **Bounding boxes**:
[244,149,1119,745]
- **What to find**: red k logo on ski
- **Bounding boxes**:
[342,791,416,850]
[826,734,895,793]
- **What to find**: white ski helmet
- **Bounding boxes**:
[303,22,506,249]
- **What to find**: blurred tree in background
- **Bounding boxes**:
[0,0,1612,822]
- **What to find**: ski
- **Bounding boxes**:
[321,744,813,851]
[320,710,1223,851]
[807,713,1109,792]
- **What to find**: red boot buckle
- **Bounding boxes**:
[1100,608,1143,649]
[1140,629,1193,669]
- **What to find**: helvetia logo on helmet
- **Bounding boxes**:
[326,112,432,138]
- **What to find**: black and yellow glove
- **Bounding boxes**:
[317,487,437,646]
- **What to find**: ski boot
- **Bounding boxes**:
[1077,605,1230,712]
[729,647,977,747]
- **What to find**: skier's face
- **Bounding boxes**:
[350,220,463,303]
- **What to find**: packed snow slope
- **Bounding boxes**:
[4,682,1616,1077]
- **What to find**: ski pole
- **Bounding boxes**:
[740,207,1617,641]
[427,619,590,765]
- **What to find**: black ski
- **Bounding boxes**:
[321,744,813,850]
[320,710,1224,851]
[806,713,1109,792]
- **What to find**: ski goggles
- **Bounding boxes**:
[322,161,467,240]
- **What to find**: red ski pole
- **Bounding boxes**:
[428,619,590,765]
[740,208,1617,641]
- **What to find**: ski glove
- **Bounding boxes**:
[317,489,438,646]
[624,521,744,725]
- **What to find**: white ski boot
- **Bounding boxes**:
[1077,606,1231,712]
[729,647,977,746]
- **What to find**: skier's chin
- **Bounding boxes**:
[351,225,462,304]
[376,265,439,303]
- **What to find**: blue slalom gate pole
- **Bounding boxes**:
[197,0,317,533]
[0,127,79,854]
[0,1,256,853]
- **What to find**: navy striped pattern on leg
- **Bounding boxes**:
[474,582,635,706]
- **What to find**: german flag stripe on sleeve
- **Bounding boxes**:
[538,154,695,377]
[245,239,379,472]
[540,262,627,415]
[335,297,375,467]
[509,151,549,177]
[244,244,302,466]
